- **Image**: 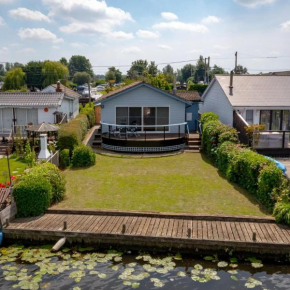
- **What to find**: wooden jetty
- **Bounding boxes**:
[2,209,290,254]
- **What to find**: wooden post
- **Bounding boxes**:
[252,232,257,242]
[122,224,126,234]
[63,221,67,230]
[6,218,9,227]
[187,228,191,238]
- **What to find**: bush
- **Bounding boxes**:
[273,202,290,225]
[188,84,208,93]
[13,175,52,217]
[71,145,96,168]
[58,114,89,151]
[200,112,218,129]
[60,149,70,169]
[80,103,95,128]
[30,163,66,204]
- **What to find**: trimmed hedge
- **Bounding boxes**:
[188,84,208,93]
[60,149,70,169]
[201,112,290,223]
[13,175,52,217]
[80,103,95,128]
[71,145,96,168]
[58,114,89,151]
[200,112,218,129]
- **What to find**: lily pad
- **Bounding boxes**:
[177,271,187,277]
[132,282,140,288]
[217,261,228,268]
[194,264,203,270]
[251,262,263,268]
[231,275,238,281]
[174,253,182,261]
[98,273,107,279]
[203,256,214,261]
[228,270,238,274]
[111,266,119,271]
[230,257,238,263]
[114,257,122,262]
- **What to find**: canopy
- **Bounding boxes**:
[26,122,59,133]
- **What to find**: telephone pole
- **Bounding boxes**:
[207,56,210,84]
[235,51,238,73]
[88,75,91,105]
[204,57,207,84]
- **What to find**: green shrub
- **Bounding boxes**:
[60,149,70,169]
[200,112,219,129]
[58,114,89,151]
[273,202,290,225]
[13,175,52,217]
[218,129,238,145]
[80,103,95,128]
[71,145,96,168]
[30,163,66,204]
[201,120,220,156]
[188,84,208,93]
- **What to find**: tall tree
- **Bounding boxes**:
[73,72,89,85]
[2,68,26,91]
[162,64,174,83]
[148,74,171,90]
[211,65,228,75]
[23,61,45,90]
[127,60,148,79]
[42,61,69,87]
[181,64,195,83]
[68,55,93,77]
[235,65,248,74]
[0,64,5,76]
[194,56,206,83]
[106,67,122,83]
[60,57,68,67]
[148,61,158,77]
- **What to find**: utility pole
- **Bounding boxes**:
[204,57,207,84]
[88,75,91,105]
[235,51,238,73]
[207,56,210,84]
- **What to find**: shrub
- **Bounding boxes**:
[200,112,219,129]
[60,149,70,169]
[58,114,89,151]
[13,175,52,217]
[201,120,220,156]
[71,145,96,168]
[24,141,36,168]
[273,202,290,225]
[188,84,208,93]
[30,163,66,204]
[218,129,238,145]
[80,103,95,128]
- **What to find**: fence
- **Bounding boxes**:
[0,188,16,226]
[233,111,249,145]
[46,150,60,167]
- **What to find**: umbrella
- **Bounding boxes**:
[26,122,59,133]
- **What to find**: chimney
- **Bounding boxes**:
[229,70,234,95]
[173,74,177,95]
[56,80,62,92]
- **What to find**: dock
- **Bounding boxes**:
[3,209,290,254]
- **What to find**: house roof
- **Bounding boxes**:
[96,81,191,104]
[168,90,201,102]
[51,84,80,99]
[0,92,64,107]
[26,122,59,132]
[206,75,290,107]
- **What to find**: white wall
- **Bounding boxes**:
[38,107,57,123]
[200,80,234,126]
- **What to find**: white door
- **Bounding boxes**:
[2,108,13,133]
[27,109,38,125]
[15,108,27,126]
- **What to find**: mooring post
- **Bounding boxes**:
[122,224,126,234]
[63,221,67,231]
[252,232,257,242]
[187,228,191,238]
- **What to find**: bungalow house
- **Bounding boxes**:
[0,90,79,135]
[200,74,290,154]
[94,81,201,152]
[42,82,80,120]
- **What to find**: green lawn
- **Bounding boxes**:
[57,153,269,216]
[0,156,27,183]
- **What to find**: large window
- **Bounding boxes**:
[260,110,290,131]
[116,107,169,131]
[245,110,253,125]
[260,110,271,130]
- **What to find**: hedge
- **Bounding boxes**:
[60,149,70,169]
[201,112,290,224]
[188,84,208,93]
[58,114,89,151]
[80,103,95,128]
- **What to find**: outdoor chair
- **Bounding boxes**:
[109,126,121,138]
[129,127,140,138]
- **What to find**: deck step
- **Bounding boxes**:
[188,141,201,145]
[184,149,200,153]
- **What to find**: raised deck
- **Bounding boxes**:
[3,209,290,254]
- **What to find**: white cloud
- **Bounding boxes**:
[0,0,16,4]
[9,8,50,22]
[153,21,208,33]
[234,0,276,8]
[0,47,8,53]
[136,30,159,39]
[214,44,230,50]
[158,44,173,50]
[281,20,290,31]
[20,48,36,53]
[0,16,6,26]
[202,15,221,24]
[18,28,63,43]
[161,12,178,21]
[122,47,141,54]
[188,49,202,54]
[52,45,60,49]
[70,42,88,48]
[107,31,134,40]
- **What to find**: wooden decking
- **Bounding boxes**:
[3,209,290,254]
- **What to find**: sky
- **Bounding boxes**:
[0,0,290,75]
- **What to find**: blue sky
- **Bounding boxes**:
[0,0,290,74]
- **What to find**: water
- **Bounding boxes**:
[0,245,290,290]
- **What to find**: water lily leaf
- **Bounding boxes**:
[203,256,214,261]
[40,282,50,289]
[135,256,143,260]
[132,282,140,288]
[194,264,203,270]
[73,287,81,290]
[98,273,107,279]
[228,270,238,275]
[230,257,238,263]
[75,278,82,283]
[123,281,132,286]
[128,262,137,267]
[231,275,238,281]
[156,268,168,274]
[191,269,200,275]
[78,247,94,252]
[177,271,187,277]
[108,250,117,254]
[191,275,200,281]
[62,248,71,253]
[89,271,99,275]
[174,253,182,261]
[229,263,238,268]
[247,257,262,264]
[251,263,263,268]
[217,261,228,268]
[5,275,18,281]
[111,266,119,271]
[245,277,262,288]
[114,257,122,262]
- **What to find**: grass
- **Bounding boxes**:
[57,153,269,216]
[0,156,27,183]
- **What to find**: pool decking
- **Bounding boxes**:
[3,209,290,254]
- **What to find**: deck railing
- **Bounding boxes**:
[233,111,249,145]
[255,131,290,149]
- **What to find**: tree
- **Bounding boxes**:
[23,61,45,90]
[42,61,69,87]
[162,64,174,83]
[147,74,171,90]
[0,64,4,76]
[127,60,148,79]
[73,72,89,86]
[105,67,122,83]
[105,70,116,85]
[60,57,68,66]
[194,56,206,83]
[211,65,228,75]
[2,68,26,91]
[68,55,93,77]
[181,64,195,83]
[148,61,158,77]
[235,65,248,74]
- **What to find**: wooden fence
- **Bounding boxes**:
[47,150,60,167]
[0,188,17,226]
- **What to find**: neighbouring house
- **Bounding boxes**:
[42,82,80,120]
[0,90,79,135]
[94,81,201,153]
[200,74,290,154]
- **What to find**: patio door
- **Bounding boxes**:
[2,108,13,133]
[27,109,38,125]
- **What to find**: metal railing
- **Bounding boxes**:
[255,131,290,149]
[195,119,202,135]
